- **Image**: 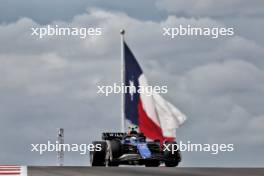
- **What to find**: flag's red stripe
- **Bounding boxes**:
[137,98,175,143]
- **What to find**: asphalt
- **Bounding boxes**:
[28,167,264,176]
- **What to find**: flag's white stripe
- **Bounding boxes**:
[20,166,27,176]
[138,74,187,138]
[138,75,160,126]
[153,93,186,138]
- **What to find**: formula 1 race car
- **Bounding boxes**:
[90,131,181,167]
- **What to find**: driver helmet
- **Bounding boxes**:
[128,125,138,135]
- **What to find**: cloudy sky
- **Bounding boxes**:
[0,0,263,166]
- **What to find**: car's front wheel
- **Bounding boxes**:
[163,141,181,167]
[106,139,121,167]
[145,160,160,167]
[164,160,179,167]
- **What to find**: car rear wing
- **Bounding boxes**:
[102,132,126,140]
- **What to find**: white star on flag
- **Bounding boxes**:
[129,80,136,101]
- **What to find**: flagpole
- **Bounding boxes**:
[120,29,125,132]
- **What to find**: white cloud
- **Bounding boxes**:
[0,9,263,166]
[155,0,264,17]
[185,60,264,95]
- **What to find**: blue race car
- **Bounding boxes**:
[90,131,181,167]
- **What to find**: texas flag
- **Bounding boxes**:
[124,42,186,142]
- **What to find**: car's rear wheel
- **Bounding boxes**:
[90,141,107,166]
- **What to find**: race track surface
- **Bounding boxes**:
[28,166,264,176]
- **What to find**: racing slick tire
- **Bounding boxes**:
[145,160,160,167]
[165,160,179,167]
[106,139,121,167]
[90,141,107,166]
[164,141,181,167]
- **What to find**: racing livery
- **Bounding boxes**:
[90,131,181,167]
